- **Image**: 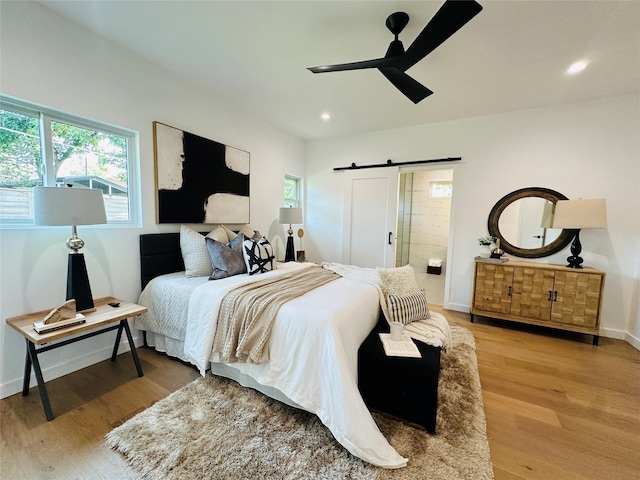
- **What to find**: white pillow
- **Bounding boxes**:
[180,225,216,277]
[242,236,275,275]
[378,265,419,297]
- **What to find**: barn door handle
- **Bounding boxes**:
[553,291,558,301]
[388,232,393,245]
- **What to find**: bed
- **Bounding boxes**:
[135,231,446,469]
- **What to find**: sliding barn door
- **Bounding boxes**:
[342,167,399,268]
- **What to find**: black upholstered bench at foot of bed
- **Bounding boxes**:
[358,316,441,434]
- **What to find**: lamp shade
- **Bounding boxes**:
[552,199,607,229]
[34,187,107,226]
[279,207,303,225]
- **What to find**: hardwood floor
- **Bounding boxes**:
[1,309,638,479]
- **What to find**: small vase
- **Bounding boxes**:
[480,245,491,257]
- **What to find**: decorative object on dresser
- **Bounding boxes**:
[153,121,250,224]
[279,206,303,262]
[471,258,605,345]
[551,198,607,268]
[490,237,504,259]
[33,186,107,312]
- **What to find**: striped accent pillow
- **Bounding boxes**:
[387,289,430,325]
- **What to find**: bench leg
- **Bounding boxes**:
[111,321,124,360]
[22,342,32,396]
[111,320,144,377]
[27,341,54,421]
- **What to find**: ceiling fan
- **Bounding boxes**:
[307,0,483,104]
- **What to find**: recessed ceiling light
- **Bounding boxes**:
[321,113,331,121]
[567,60,588,75]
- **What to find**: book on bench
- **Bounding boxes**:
[379,333,422,358]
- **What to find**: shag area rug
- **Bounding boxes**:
[105,326,493,479]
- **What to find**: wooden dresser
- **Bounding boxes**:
[470,258,605,345]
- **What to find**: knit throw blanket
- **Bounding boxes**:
[212,266,339,364]
[322,262,452,352]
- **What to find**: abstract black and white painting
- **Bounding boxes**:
[153,122,250,224]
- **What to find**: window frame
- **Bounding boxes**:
[0,94,140,228]
[284,174,301,208]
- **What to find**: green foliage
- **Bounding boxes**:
[0,110,41,186]
[0,109,128,186]
[284,176,299,207]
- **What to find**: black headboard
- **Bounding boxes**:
[140,232,208,289]
[140,233,182,289]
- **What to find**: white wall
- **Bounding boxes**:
[305,94,640,347]
[0,2,305,398]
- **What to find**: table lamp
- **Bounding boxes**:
[279,207,302,262]
[34,186,107,311]
[552,198,607,268]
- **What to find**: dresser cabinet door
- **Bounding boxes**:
[551,271,603,328]
[511,266,555,321]
[473,263,514,314]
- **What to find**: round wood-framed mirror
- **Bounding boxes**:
[487,187,576,258]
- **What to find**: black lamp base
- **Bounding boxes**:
[67,253,95,311]
[284,235,295,262]
[566,231,584,269]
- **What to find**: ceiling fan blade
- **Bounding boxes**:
[378,67,433,104]
[396,0,483,71]
[308,56,396,73]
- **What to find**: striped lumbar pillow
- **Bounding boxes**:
[387,289,430,325]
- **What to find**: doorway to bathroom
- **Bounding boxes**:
[395,169,453,306]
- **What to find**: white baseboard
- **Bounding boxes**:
[625,331,640,351]
[0,334,141,400]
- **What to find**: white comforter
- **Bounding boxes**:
[137,262,407,468]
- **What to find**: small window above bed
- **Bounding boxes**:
[284,174,300,208]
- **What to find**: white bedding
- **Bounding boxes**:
[136,261,408,468]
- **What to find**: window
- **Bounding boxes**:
[429,181,453,199]
[0,95,138,225]
[284,174,300,208]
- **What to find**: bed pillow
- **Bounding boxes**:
[206,234,247,280]
[180,225,215,277]
[208,225,234,244]
[378,264,419,297]
[387,289,431,325]
[218,225,237,242]
[237,223,258,239]
[242,236,275,275]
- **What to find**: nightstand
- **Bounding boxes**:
[6,296,147,421]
